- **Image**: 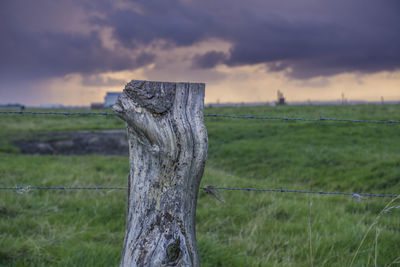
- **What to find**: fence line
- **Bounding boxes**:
[1,185,398,199]
[1,111,400,124]
[1,110,399,201]
[0,186,126,190]
[0,111,115,116]
[201,186,400,199]
[204,114,400,124]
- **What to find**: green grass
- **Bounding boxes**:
[1,104,400,266]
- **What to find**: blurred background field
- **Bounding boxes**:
[1,104,400,266]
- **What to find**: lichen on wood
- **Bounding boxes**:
[113,80,208,266]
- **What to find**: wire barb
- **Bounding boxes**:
[201,185,225,203]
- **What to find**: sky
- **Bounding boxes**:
[1,0,400,106]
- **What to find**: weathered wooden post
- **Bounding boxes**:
[113,80,208,266]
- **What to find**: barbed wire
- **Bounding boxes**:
[204,114,400,124]
[1,111,400,124]
[201,186,399,200]
[1,185,398,200]
[0,186,126,191]
[0,111,115,116]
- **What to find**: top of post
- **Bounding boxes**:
[118,80,205,114]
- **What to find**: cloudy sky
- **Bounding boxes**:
[1,0,399,106]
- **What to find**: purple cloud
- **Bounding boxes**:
[1,0,400,82]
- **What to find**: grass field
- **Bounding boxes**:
[1,104,400,266]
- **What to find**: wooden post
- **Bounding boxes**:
[113,80,208,266]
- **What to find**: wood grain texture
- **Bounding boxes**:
[113,80,208,267]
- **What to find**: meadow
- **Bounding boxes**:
[1,104,400,266]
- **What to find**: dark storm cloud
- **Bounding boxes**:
[193,51,228,69]
[94,2,215,48]
[0,0,154,82]
[1,0,400,81]
[93,0,400,78]
[0,29,140,80]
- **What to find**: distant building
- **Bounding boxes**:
[91,103,104,110]
[277,90,285,105]
[104,92,120,107]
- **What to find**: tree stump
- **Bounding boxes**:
[113,80,208,266]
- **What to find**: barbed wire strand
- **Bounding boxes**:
[1,111,399,124]
[0,185,398,199]
[202,186,399,199]
[0,111,115,116]
[0,186,126,190]
[204,114,400,124]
